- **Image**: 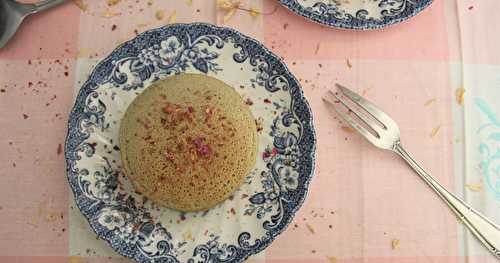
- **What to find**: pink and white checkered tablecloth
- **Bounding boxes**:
[1,0,499,262]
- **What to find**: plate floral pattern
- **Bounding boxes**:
[65,23,316,263]
[279,0,433,30]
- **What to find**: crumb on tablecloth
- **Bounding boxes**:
[68,256,85,263]
[327,256,337,263]
[57,144,63,155]
[315,42,321,55]
[391,239,400,250]
[430,125,441,138]
[101,11,121,18]
[168,11,177,24]
[424,98,436,106]
[107,0,121,6]
[456,87,465,105]
[341,126,355,133]
[306,223,315,234]
[249,6,260,18]
[346,58,352,69]
[72,0,87,11]
[155,10,165,20]
[465,183,482,192]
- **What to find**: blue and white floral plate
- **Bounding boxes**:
[279,0,433,30]
[65,23,316,263]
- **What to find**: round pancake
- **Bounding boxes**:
[119,73,258,212]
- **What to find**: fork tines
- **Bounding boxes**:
[322,84,400,150]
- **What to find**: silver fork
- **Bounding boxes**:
[323,83,500,259]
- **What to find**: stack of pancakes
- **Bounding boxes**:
[119,74,257,212]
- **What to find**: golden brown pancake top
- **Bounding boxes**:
[119,74,258,211]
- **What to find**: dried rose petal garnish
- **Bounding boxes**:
[163,104,174,114]
[197,145,211,156]
[164,148,175,161]
[205,107,213,117]
[192,137,204,147]
[191,136,212,157]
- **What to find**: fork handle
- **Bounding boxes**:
[394,142,500,259]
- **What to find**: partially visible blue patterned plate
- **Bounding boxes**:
[279,0,433,30]
[65,23,316,263]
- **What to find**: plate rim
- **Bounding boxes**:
[64,22,317,263]
[278,0,434,30]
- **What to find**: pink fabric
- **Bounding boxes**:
[0,3,79,59]
[0,60,72,256]
[263,0,449,61]
[267,60,456,260]
[0,0,496,262]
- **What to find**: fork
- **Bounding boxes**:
[323,84,500,259]
[0,0,67,48]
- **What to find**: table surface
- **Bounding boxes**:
[1,0,499,262]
